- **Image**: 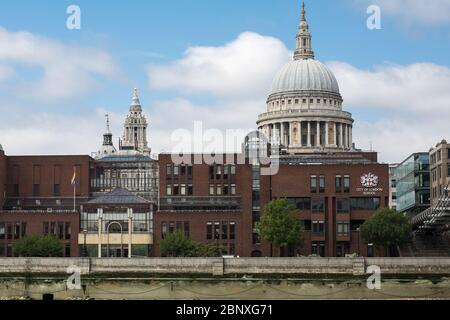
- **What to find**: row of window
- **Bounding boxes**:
[270,98,341,108]
[161,221,190,238]
[43,222,72,240]
[287,197,380,212]
[209,184,237,196]
[0,222,26,240]
[209,164,237,180]
[206,221,236,241]
[310,221,349,236]
[166,184,193,196]
[430,148,450,165]
[166,164,193,177]
[310,175,350,193]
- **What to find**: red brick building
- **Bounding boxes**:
[154,151,389,257]
[0,155,92,257]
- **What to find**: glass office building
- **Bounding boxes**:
[395,153,430,217]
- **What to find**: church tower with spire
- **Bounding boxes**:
[96,114,117,159]
[120,88,151,155]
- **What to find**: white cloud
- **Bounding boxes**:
[359,0,450,26]
[328,61,450,163]
[0,27,118,101]
[328,61,450,113]
[148,32,291,98]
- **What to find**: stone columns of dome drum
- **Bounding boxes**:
[325,122,329,146]
[307,121,311,147]
[316,122,320,147]
[333,122,337,147]
[349,126,353,149]
[339,123,344,148]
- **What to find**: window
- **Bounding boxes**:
[166,164,171,176]
[188,184,193,196]
[180,184,186,195]
[33,184,40,196]
[319,176,325,193]
[65,223,71,240]
[187,165,193,177]
[216,185,222,195]
[343,176,350,193]
[169,222,175,234]
[173,184,179,195]
[0,223,4,240]
[222,222,228,240]
[311,198,325,213]
[209,166,214,179]
[223,184,229,195]
[166,185,172,196]
[312,221,325,234]
[337,198,350,213]
[184,222,190,237]
[309,99,314,104]
[335,176,342,192]
[350,197,380,210]
[206,222,213,240]
[173,165,179,176]
[43,222,49,235]
[295,99,299,104]
[229,222,236,240]
[310,176,317,193]
[180,165,186,176]
[337,221,350,236]
[209,184,215,195]
[216,165,222,179]
[54,184,61,196]
[287,197,311,210]
[214,222,220,240]
[302,98,307,104]
[367,244,374,257]
[311,241,325,257]
[223,165,229,179]
[58,222,64,240]
[161,222,167,238]
[231,184,236,195]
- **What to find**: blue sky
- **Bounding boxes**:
[0,0,450,162]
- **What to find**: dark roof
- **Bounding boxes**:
[86,188,150,205]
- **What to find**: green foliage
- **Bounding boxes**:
[202,243,227,257]
[160,231,202,257]
[13,235,64,257]
[360,208,412,249]
[256,198,304,248]
[160,231,228,257]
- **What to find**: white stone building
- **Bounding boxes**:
[257,2,354,154]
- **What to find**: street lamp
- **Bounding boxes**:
[83,229,88,257]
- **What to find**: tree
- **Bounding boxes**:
[160,231,203,257]
[14,235,63,257]
[256,198,304,257]
[202,243,228,257]
[360,208,412,256]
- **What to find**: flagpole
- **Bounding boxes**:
[74,182,76,212]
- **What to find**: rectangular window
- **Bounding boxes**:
[231,184,236,195]
[335,176,342,193]
[216,185,222,195]
[21,223,27,238]
[214,222,220,240]
[184,222,190,237]
[161,222,167,239]
[0,223,5,240]
[206,222,213,240]
[169,222,175,234]
[287,197,311,210]
[209,184,215,195]
[173,165,179,176]
[311,198,325,213]
[216,165,222,179]
[14,223,20,240]
[65,223,71,240]
[337,221,350,236]
[180,165,186,176]
[312,221,325,234]
[188,184,193,196]
[166,164,172,176]
[187,165,193,177]
[222,222,228,240]
[343,176,350,193]
[229,222,236,240]
[180,184,186,195]
[337,198,350,213]
[223,165,229,179]
[43,222,49,235]
[231,164,236,175]
[173,184,179,195]
[54,184,61,196]
[58,222,64,240]
[350,197,381,210]
[319,176,325,193]
[310,176,317,193]
[166,185,172,196]
[223,184,229,195]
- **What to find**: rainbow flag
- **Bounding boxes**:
[71,168,76,186]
